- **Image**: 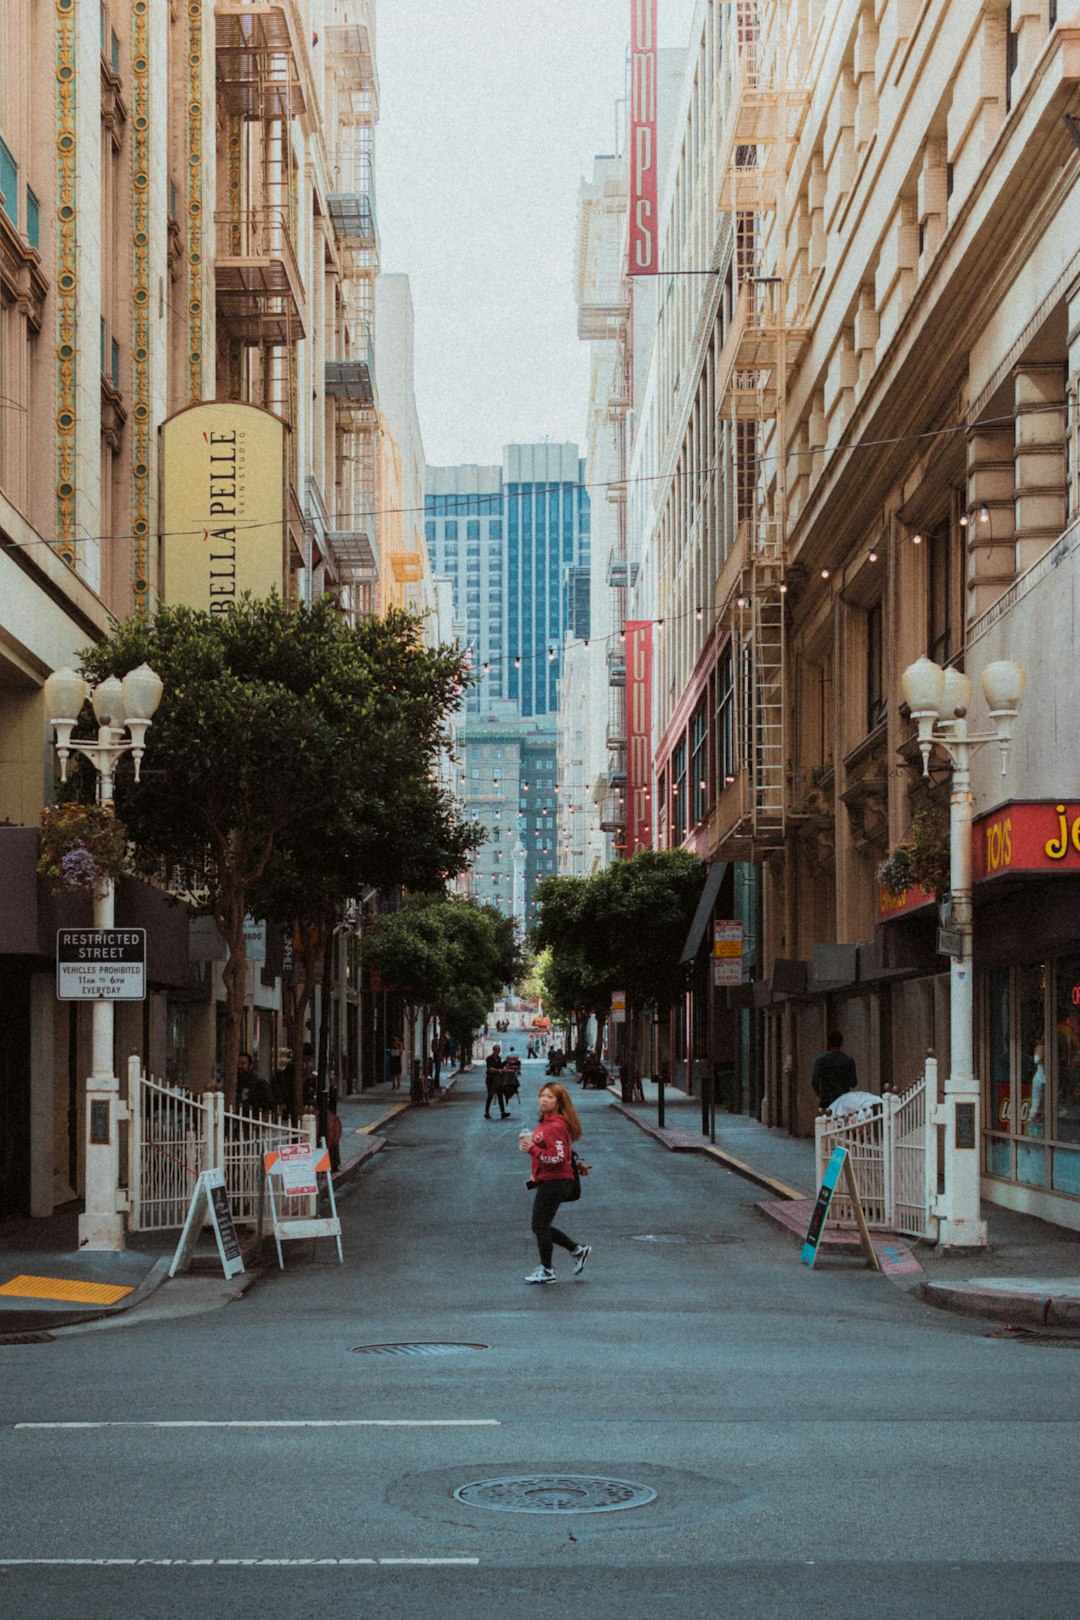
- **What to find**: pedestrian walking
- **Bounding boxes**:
[811,1029,859,1109]
[485,1043,509,1119]
[518,1082,591,1284]
[388,1036,403,1092]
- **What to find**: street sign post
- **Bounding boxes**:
[56,928,146,1000]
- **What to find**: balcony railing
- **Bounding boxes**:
[215,206,306,343]
[326,324,375,410]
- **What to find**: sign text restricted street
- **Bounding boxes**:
[57,929,146,1001]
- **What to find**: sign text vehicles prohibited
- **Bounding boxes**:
[57,928,146,1001]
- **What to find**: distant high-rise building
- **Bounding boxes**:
[426,444,590,719]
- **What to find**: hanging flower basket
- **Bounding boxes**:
[37,801,129,897]
[878,809,950,900]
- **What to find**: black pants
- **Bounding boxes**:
[485,1075,507,1117]
[531,1180,578,1269]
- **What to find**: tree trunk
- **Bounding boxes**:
[218,884,247,1108]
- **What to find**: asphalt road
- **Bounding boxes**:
[2,1058,1079,1619]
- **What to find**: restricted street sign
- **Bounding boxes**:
[56,928,146,1001]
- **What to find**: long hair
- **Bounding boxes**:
[539,1082,582,1142]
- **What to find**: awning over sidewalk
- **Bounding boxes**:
[679,861,728,964]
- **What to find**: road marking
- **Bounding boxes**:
[0,1275,134,1305]
[14,1419,500,1431]
[0,1558,480,1568]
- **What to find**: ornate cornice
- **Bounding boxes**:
[131,0,151,616]
[55,0,77,563]
[187,1,203,399]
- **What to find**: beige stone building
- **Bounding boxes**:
[635,0,1080,1227]
[0,0,395,1218]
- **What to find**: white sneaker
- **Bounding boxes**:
[524,1266,556,1284]
[572,1245,592,1275]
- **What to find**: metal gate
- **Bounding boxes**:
[814,1060,936,1240]
[128,1059,312,1231]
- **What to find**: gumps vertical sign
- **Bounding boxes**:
[625,621,653,855]
[629,0,659,275]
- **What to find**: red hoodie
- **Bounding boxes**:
[527,1114,575,1182]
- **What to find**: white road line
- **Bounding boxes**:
[14,1419,500,1431]
[0,1558,480,1568]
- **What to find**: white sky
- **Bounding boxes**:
[376,0,699,468]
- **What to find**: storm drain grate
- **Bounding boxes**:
[350,1342,488,1357]
[0,1332,55,1346]
[987,1325,1080,1348]
[628,1232,738,1245]
[453,1475,657,1514]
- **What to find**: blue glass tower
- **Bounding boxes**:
[425,443,590,718]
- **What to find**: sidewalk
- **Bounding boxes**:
[0,1074,460,1340]
[611,1082,1080,1329]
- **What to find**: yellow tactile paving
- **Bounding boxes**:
[0,1275,134,1305]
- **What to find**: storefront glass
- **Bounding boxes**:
[983,955,1080,1201]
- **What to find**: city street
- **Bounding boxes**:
[2,1058,1079,1620]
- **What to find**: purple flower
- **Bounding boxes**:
[61,844,101,892]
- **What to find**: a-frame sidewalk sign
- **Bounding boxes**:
[169,1166,245,1279]
[257,1143,343,1268]
[801,1144,882,1271]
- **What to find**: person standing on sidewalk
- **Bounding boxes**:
[811,1030,858,1109]
[485,1043,508,1119]
[519,1083,591,1284]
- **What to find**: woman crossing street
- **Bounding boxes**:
[519,1082,591,1285]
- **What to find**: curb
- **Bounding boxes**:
[0,1255,175,1340]
[608,1096,807,1202]
[919,1280,1080,1326]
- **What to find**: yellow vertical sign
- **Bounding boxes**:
[160,402,287,611]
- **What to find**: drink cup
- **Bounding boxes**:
[519,1129,533,1149]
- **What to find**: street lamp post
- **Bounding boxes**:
[43,663,163,1251]
[900,655,1026,1250]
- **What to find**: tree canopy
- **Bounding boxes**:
[360,893,523,1053]
[79,594,478,1101]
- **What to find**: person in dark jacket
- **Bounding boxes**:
[485,1044,508,1120]
[811,1030,858,1109]
[518,1083,591,1284]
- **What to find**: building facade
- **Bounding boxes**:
[0,0,395,1219]
[630,0,1080,1229]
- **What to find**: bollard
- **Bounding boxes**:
[655,1073,666,1130]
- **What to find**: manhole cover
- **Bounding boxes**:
[629,1232,737,1245]
[350,1342,488,1357]
[452,1475,657,1514]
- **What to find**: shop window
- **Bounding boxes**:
[715,649,735,789]
[672,737,687,845]
[690,699,708,825]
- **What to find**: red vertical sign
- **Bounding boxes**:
[629,0,658,276]
[625,621,653,855]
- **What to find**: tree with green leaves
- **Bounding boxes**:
[532,850,705,1083]
[79,594,477,1105]
[360,893,523,1074]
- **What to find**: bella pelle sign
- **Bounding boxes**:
[160,402,286,612]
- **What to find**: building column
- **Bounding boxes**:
[966,424,1015,618]
[1013,361,1067,574]
[29,975,56,1217]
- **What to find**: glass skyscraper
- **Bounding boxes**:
[425,444,590,718]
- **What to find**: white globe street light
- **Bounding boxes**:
[900,654,1026,1251]
[43,662,163,1251]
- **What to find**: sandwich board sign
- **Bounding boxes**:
[169,1167,245,1279]
[800,1145,881,1272]
[258,1145,342,1268]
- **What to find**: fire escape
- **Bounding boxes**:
[324,11,380,612]
[214,0,311,570]
[713,0,808,858]
[577,174,633,851]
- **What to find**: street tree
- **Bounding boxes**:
[360,893,523,1077]
[80,594,474,1104]
[532,850,705,1081]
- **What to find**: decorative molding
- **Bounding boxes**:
[187,0,204,399]
[55,0,78,564]
[131,0,151,616]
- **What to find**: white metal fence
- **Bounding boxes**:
[127,1058,314,1232]
[814,1060,936,1239]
